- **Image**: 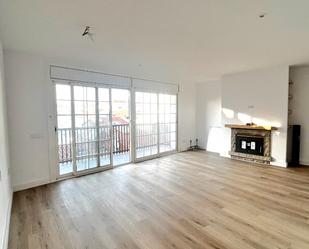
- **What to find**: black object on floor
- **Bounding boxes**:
[287,125,300,166]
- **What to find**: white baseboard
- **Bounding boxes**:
[13,177,51,192]
[220,153,230,158]
[1,191,12,249]
[300,160,309,166]
[270,161,287,168]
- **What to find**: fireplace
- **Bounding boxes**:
[235,135,264,156]
[225,124,278,165]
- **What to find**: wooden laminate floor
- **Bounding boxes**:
[9,152,309,249]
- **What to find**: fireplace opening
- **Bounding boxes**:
[235,135,264,156]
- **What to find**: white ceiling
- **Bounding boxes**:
[1,0,309,82]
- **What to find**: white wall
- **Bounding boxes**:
[221,65,289,167]
[195,80,222,153]
[178,83,196,150]
[289,66,309,165]
[4,50,196,190]
[0,41,12,249]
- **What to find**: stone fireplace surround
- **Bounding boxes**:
[225,124,278,164]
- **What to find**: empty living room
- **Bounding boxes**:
[1,1,309,248]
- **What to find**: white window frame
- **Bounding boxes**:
[132,89,178,163]
[51,80,133,180]
[48,66,179,181]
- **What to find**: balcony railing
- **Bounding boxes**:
[58,123,175,164]
[112,124,130,154]
[58,124,130,164]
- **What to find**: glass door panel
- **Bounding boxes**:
[56,83,134,178]
[73,86,98,171]
[135,92,158,159]
[112,89,130,165]
[134,91,177,161]
[56,84,73,175]
[54,82,180,177]
[98,88,111,166]
[159,94,177,152]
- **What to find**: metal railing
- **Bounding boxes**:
[112,124,130,154]
[58,124,130,163]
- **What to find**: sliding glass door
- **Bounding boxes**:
[135,92,158,159]
[159,94,177,152]
[55,82,177,177]
[55,83,131,177]
[55,84,74,175]
[134,91,177,161]
[111,89,131,165]
[97,88,111,167]
[73,86,101,171]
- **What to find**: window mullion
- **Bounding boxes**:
[71,84,77,174]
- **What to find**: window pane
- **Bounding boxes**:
[144,114,150,124]
[57,100,71,115]
[171,104,176,114]
[165,114,170,123]
[75,115,87,128]
[56,85,71,100]
[171,132,176,141]
[151,103,157,113]
[99,115,109,126]
[76,143,88,157]
[99,125,110,140]
[74,86,85,100]
[87,101,96,115]
[159,104,164,113]
[151,93,157,103]
[171,114,176,122]
[87,88,96,101]
[164,104,170,113]
[171,141,176,149]
[135,91,159,159]
[74,101,85,115]
[151,114,157,124]
[159,114,164,123]
[136,92,143,103]
[144,93,150,103]
[136,114,143,124]
[158,93,177,153]
[99,102,109,115]
[75,128,87,143]
[57,116,72,129]
[144,103,150,113]
[87,115,96,128]
[112,89,128,102]
[171,95,176,104]
[159,94,164,103]
[98,88,109,101]
[165,95,170,104]
[136,103,143,114]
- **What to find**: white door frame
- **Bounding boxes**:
[132,89,178,163]
[48,80,178,181]
[51,81,132,180]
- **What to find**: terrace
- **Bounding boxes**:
[58,123,130,175]
[58,123,174,175]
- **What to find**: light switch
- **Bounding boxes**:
[251,142,256,150]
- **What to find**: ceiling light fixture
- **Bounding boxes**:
[82,26,94,41]
[259,13,266,18]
